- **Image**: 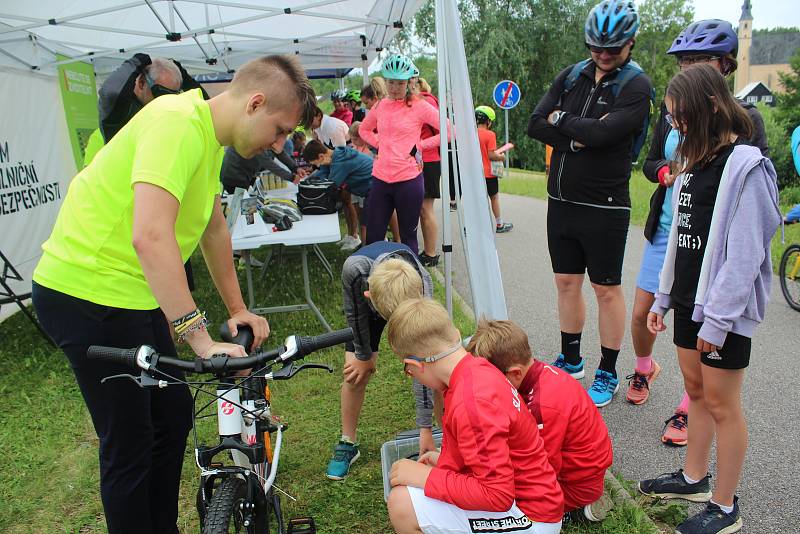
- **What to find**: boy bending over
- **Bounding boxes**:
[386,299,563,534]
[327,243,437,480]
[469,320,613,522]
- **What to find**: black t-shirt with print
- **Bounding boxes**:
[671,142,740,308]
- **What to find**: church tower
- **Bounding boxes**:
[735,0,753,93]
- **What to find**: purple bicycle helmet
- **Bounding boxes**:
[667,19,738,57]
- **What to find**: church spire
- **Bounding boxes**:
[740,0,753,22]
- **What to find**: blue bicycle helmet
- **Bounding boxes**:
[585,0,639,48]
[381,54,416,81]
[667,19,738,57]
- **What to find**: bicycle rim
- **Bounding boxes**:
[780,246,800,312]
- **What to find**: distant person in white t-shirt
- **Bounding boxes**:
[310,106,349,148]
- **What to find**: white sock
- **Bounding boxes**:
[496,217,503,225]
[683,472,700,485]
[711,499,734,515]
[341,434,354,444]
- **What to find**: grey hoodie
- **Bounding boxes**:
[341,243,434,428]
[652,145,781,347]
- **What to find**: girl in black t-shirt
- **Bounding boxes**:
[638,65,781,534]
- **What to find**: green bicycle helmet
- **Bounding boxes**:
[381,54,416,80]
[345,89,361,102]
[475,105,496,123]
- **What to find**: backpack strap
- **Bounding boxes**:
[557,59,592,107]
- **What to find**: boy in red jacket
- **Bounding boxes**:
[468,319,614,522]
[385,299,563,534]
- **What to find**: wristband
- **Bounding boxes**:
[172,309,201,328]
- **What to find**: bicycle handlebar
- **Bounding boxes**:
[86,327,353,375]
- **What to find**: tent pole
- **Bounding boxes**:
[362,60,369,87]
[435,0,453,317]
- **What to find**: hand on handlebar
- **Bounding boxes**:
[227,310,270,350]
[201,342,247,359]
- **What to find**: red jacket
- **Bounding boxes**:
[331,107,353,126]
[424,356,563,522]
[419,92,441,163]
[519,361,613,485]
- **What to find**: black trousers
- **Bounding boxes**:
[32,283,193,534]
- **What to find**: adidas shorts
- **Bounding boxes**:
[672,304,751,369]
[407,486,562,534]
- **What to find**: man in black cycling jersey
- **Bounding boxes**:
[528,0,653,407]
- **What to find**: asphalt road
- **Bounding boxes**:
[429,193,799,533]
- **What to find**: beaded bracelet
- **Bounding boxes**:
[175,314,204,336]
[171,309,201,329]
[177,315,210,344]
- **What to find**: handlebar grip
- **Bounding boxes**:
[219,323,255,352]
[87,346,139,369]
[297,328,354,356]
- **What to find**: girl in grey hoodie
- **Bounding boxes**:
[637,65,781,534]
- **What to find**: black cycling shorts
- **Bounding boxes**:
[672,304,751,369]
[344,312,386,356]
[485,176,499,197]
[547,199,630,286]
[423,161,441,199]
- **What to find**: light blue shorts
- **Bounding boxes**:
[636,229,669,294]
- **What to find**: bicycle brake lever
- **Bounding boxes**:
[271,362,333,380]
[100,371,169,388]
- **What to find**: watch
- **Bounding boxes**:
[551,110,566,126]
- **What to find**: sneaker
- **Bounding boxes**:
[638,469,712,502]
[551,354,585,379]
[418,252,440,267]
[325,440,361,480]
[583,490,614,522]
[588,370,620,407]
[496,222,514,233]
[625,360,662,405]
[662,410,689,447]
[676,497,742,534]
[340,236,361,251]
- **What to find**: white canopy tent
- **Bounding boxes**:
[0,0,508,323]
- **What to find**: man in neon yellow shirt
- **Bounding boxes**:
[31,55,316,534]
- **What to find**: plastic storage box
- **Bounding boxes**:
[380,429,443,501]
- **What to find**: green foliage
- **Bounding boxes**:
[776,48,800,134]
[411,0,695,171]
[759,103,797,188]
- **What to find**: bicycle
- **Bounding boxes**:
[87,325,354,534]
[779,242,800,311]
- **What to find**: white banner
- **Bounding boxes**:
[0,68,76,321]
[437,0,508,320]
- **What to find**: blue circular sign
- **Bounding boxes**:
[493,80,521,110]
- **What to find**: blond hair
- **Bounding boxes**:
[466,319,531,372]
[348,121,362,141]
[388,298,460,357]
[417,77,432,93]
[367,258,423,320]
[362,76,387,101]
[229,55,317,128]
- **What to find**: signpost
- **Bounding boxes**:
[492,80,521,176]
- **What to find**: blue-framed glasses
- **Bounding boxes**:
[402,342,462,376]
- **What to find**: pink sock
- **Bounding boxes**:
[677,392,690,413]
[635,355,653,374]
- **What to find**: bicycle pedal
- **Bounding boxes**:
[287,516,316,534]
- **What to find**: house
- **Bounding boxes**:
[735,81,775,106]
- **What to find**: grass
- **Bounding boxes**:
[500,168,800,273]
[0,227,684,533]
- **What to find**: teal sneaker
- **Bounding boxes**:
[325,440,360,480]
[551,354,585,379]
[588,370,620,407]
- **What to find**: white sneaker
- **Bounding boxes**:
[341,236,362,252]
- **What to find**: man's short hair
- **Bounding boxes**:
[466,319,531,372]
[368,258,423,320]
[302,139,330,164]
[388,298,460,358]
[146,58,182,88]
[230,55,317,128]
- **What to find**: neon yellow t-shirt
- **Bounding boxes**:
[34,89,224,310]
[82,127,104,168]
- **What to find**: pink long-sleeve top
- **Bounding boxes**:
[358,97,442,183]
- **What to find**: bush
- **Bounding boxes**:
[758,104,798,189]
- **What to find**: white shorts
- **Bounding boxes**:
[407,487,562,534]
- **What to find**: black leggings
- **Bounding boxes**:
[32,283,192,534]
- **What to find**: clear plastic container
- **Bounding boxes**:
[380,430,443,501]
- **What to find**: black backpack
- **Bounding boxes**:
[297,178,340,215]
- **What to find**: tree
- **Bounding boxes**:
[774,49,800,187]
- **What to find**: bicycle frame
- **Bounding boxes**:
[789,253,800,280]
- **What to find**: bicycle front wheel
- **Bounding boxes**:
[202,477,269,534]
[780,244,800,312]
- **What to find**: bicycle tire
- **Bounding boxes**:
[201,477,269,534]
[779,244,800,312]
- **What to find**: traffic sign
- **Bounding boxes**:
[493,80,521,110]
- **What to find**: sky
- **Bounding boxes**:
[692,0,800,29]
